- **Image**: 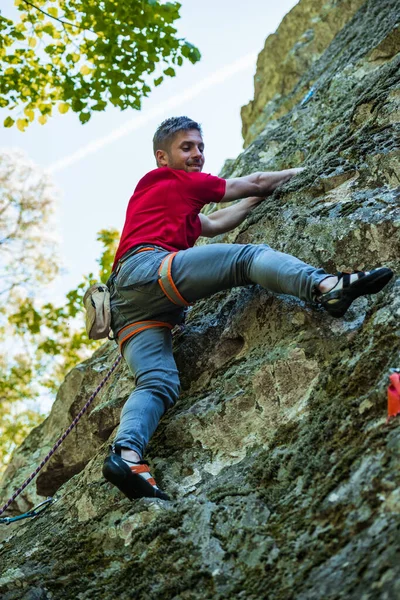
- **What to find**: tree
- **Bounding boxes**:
[0,148,59,471]
[0,150,117,471]
[0,148,59,306]
[0,353,44,472]
[0,227,119,472]
[0,0,201,130]
[9,228,119,391]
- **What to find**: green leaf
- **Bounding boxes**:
[163,67,175,77]
[71,97,85,112]
[79,111,91,124]
[47,7,59,18]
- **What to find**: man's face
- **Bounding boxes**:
[157,129,205,173]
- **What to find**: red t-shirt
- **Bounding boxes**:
[112,167,226,269]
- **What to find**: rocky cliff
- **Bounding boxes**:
[1,0,399,598]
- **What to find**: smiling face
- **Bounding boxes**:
[155,129,205,173]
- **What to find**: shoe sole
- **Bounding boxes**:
[321,268,393,318]
[103,454,170,501]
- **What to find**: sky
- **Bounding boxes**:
[1,0,299,304]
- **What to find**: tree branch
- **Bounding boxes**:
[0,198,13,217]
[21,0,97,35]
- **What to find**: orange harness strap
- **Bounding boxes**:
[135,247,155,254]
[158,252,190,307]
[116,320,173,352]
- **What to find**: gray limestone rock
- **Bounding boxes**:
[1,0,399,598]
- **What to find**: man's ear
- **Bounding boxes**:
[155,149,169,167]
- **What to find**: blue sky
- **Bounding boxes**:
[1,0,298,302]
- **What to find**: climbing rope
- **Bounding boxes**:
[0,354,122,522]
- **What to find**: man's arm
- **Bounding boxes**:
[221,168,303,202]
[199,197,263,238]
[199,167,304,237]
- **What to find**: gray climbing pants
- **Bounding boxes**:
[107,243,328,457]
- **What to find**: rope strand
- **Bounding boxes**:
[0,354,122,519]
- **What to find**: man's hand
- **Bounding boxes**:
[221,168,304,203]
[199,197,263,238]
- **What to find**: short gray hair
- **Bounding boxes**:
[153,116,202,155]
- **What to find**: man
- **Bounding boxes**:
[103,116,393,501]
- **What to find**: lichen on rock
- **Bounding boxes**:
[1,0,399,598]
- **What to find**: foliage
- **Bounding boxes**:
[0,227,119,472]
[0,148,59,304]
[8,228,119,390]
[0,148,60,472]
[0,353,44,472]
[0,0,201,130]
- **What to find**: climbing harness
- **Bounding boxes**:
[0,498,55,525]
[113,247,190,352]
[387,368,400,423]
[0,354,122,523]
[113,245,190,309]
[158,252,191,307]
[113,245,160,277]
[116,320,173,352]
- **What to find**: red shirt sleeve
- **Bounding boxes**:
[175,171,226,207]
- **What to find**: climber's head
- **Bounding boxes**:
[153,116,205,173]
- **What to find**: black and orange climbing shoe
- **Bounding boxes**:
[318,267,393,318]
[102,444,170,501]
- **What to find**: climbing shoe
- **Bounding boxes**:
[318,267,393,318]
[102,444,170,501]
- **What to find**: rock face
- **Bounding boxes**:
[242,0,379,146]
[1,0,399,598]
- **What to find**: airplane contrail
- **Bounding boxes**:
[47,52,257,174]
